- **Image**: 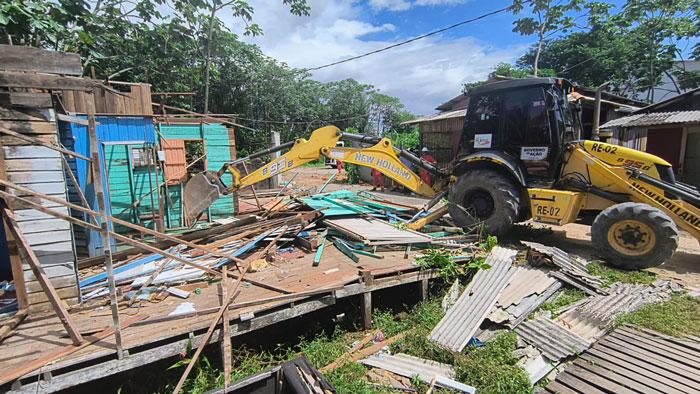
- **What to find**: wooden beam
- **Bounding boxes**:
[0,72,96,91]
[0,120,56,134]
[0,45,82,75]
[0,127,91,161]
[172,265,249,394]
[0,314,146,387]
[0,203,83,345]
[320,329,378,373]
[86,91,124,359]
[56,113,91,126]
[0,189,292,293]
[0,92,52,108]
[220,266,232,389]
[152,103,245,129]
[0,309,26,343]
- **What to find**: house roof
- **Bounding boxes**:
[600,110,700,128]
[401,109,466,125]
[632,87,700,114]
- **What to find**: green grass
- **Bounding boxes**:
[454,332,533,394]
[145,295,534,393]
[587,260,656,287]
[536,288,587,317]
[616,293,700,337]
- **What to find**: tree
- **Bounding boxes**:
[516,0,700,99]
[195,0,310,113]
[510,0,587,76]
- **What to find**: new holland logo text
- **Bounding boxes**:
[353,152,412,181]
[632,182,700,227]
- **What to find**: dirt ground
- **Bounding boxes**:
[282,166,700,289]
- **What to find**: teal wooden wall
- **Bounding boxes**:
[157,123,236,226]
[104,144,163,233]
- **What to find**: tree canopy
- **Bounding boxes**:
[0,0,415,154]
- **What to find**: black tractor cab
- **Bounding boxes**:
[458,77,580,185]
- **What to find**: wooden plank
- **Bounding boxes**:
[616,327,700,362]
[62,90,76,112]
[56,113,89,126]
[220,266,232,388]
[0,45,82,75]
[589,346,699,390]
[555,373,607,394]
[572,358,667,394]
[0,72,95,91]
[10,182,66,196]
[1,203,82,345]
[4,145,60,159]
[25,275,77,294]
[545,380,577,394]
[564,364,638,394]
[0,92,52,108]
[17,217,71,234]
[0,314,146,386]
[23,264,76,282]
[603,336,699,375]
[1,134,56,146]
[23,230,73,245]
[579,353,684,394]
[7,170,65,184]
[0,309,27,343]
[5,158,61,171]
[0,106,50,122]
[14,206,69,221]
[320,330,378,373]
[0,120,56,134]
[27,286,79,304]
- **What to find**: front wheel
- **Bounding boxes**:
[447,169,519,235]
[591,202,679,269]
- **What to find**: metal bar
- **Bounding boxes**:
[317,172,336,194]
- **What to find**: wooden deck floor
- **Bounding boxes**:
[1,246,436,393]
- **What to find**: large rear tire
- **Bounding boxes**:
[448,169,519,235]
[591,202,679,269]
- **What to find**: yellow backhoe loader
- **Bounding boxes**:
[183,77,700,269]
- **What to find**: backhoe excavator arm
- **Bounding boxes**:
[183,125,448,226]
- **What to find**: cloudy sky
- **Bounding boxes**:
[222,0,534,115]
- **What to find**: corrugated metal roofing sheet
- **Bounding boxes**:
[429,246,517,352]
[402,109,467,124]
[496,265,557,307]
[557,282,673,341]
[545,325,700,394]
[360,353,455,382]
[515,317,591,361]
[600,110,700,128]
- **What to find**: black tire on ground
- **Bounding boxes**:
[447,169,519,235]
[591,202,679,269]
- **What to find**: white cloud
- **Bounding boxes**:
[414,0,469,6]
[223,0,524,114]
[369,0,412,11]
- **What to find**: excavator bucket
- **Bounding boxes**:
[183,170,228,227]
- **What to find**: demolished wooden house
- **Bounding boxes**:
[0,46,458,393]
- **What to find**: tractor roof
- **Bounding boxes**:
[468,77,572,97]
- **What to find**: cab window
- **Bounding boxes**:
[502,87,550,148]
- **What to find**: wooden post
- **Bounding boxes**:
[420,278,429,301]
[362,291,372,330]
[220,266,231,388]
[86,90,124,358]
[1,204,83,345]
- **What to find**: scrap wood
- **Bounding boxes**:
[0,179,247,264]
[0,309,27,343]
[347,333,406,363]
[128,258,170,306]
[331,238,359,263]
[1,202,84,346]
[313,231,328,266]
[172,264,250,394]
[320,329,380,373]
[0,313,147,386]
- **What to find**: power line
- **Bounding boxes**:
[304,6,511,71]
[233,114,370,125]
